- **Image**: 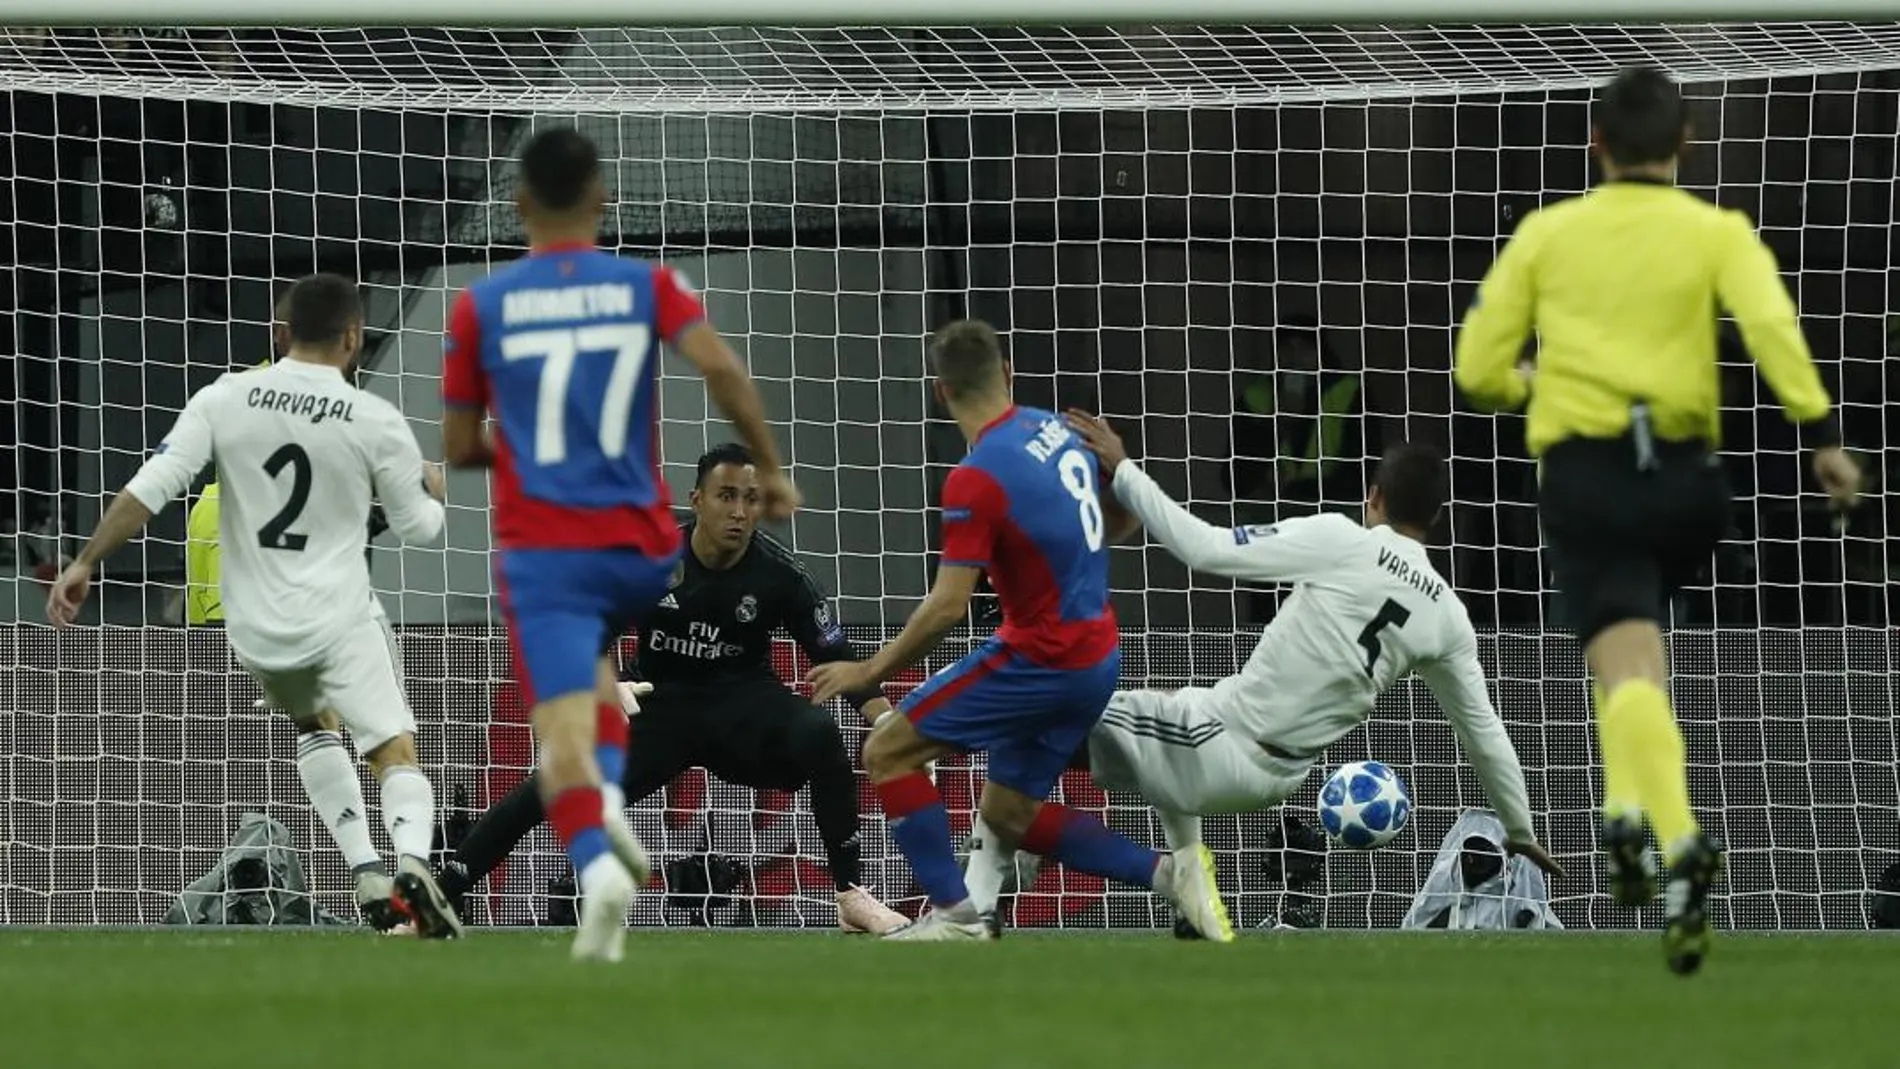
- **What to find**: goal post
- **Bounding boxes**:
[1,21,1896,931]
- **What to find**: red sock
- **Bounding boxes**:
[596,702,629,750]
[547,786,607,848]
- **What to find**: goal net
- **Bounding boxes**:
[2,22,1896,932]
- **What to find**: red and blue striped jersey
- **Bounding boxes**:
[939,405,1118,669]
[443,242,701,554]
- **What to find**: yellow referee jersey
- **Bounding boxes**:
[1454,180,1834,456]
[184,483,223,625]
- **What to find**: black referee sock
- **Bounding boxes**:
[455,775,548,886]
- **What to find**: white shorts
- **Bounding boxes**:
[242,615,415,755]
[1088,688,1313,815]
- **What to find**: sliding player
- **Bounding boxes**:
[1455,66,1859,974]
[441,126,795,962]
[964,418,1558,933]
[808,319,1231,942]
[47,273,463,937]
[439,443,907,934]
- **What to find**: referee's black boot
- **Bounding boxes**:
[1662,834,1725,977]
[1600,813,1656,908]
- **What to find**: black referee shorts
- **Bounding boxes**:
[1538,435,1732,646]
[621,679,849,801]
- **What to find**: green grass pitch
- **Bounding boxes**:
[6,928,1892,1069]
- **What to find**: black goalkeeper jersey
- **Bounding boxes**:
[623,523,881,710]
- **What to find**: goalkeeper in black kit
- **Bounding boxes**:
[1455,66,1862,976]
[440,443,908,933]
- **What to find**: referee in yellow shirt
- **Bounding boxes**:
[1455,67,1861,976]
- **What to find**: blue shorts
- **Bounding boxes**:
[497,546,680,706]
[899,635,1120,799]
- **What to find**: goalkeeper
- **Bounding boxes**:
[440,443,908,934]
[1455,66,1861,976]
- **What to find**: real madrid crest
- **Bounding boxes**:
[736,594,758,623]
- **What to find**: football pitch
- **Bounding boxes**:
[6,928,1890,1069]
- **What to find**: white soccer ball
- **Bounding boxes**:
[1317,760,1412,850]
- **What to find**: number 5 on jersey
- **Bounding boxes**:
[501,324,652,465]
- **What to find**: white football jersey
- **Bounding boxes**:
[1111,461,1533,840]
[125,359,444,670]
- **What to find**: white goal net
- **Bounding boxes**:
[2,22,1896,931]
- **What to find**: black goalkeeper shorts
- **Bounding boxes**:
[622,679,848,801]
[1537,435,1732,645]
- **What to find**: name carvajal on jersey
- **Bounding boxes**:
[501,283,635,326]
[647,619,745,661]
[1024,416,1073,463]
[246,386,355,425]
[1379,546,1445,602]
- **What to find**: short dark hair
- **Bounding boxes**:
[518,126,601,213]
[929,319,1006,401]
[1595,66,1688,167]
[283,273,362,346]
[695,442,754,488]
[1373,442,1448,530]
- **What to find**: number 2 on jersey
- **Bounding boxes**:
[500,324,651,465]
[1057,448,1106,552]
[257,443,312,552]
[1356,597,1412,678]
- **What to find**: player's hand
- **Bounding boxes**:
[758,468,802,521]
[807,661,872,707]
[45,560,94,629]
[1812,446,1863,515]
[1504,839,1564,879]
[422,460,447,502]
[615,680,654,718]
[1063,409,1129,474]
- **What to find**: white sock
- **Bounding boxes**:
[963,816,1014,916]
[1158,809,1203,852]
[295,731,382,873]
[578,853,631,896]
[379,764,435,865]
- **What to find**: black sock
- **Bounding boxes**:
[454,774,548,885]
[804,740,864,892]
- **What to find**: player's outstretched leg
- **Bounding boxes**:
[961,816,1045,938]
[291,717,400,931]
[366,735,464,939]
[437,773,551,918]
[862,718,989,941]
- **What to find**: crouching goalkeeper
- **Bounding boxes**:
[439,444,907,933]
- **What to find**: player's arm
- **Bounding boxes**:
[1452,214,1541,412]
[1715,214,1863,507]
[369,404,447,545]
[784,562,893,722]
[807,465,995,705]
[440,288,495,469]
[657,268,797,515]
[1416,636,1557,875]
[50,383,219,626]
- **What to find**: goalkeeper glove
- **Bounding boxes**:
[615,680,654,718]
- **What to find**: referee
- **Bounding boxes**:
[1455,66,1861,976]
[441,443,908,933]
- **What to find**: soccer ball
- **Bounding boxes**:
[1317,760,1412,849]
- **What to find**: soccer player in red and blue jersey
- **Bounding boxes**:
[809,320,1231,941]
[442,127,796,961]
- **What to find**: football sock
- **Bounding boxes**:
[1021,802,1162,890]
[548,787,613,875]
[1593,682,1642,822]
[595,701,628,798]
[804,731,865,891]
[295,731,383,874]
[1600,679,1699,862]
[379,764,435,864]
[962,816,1012,916]
[875,772,969,908]
[1156,808,1202,852]
[454,774,546,884]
